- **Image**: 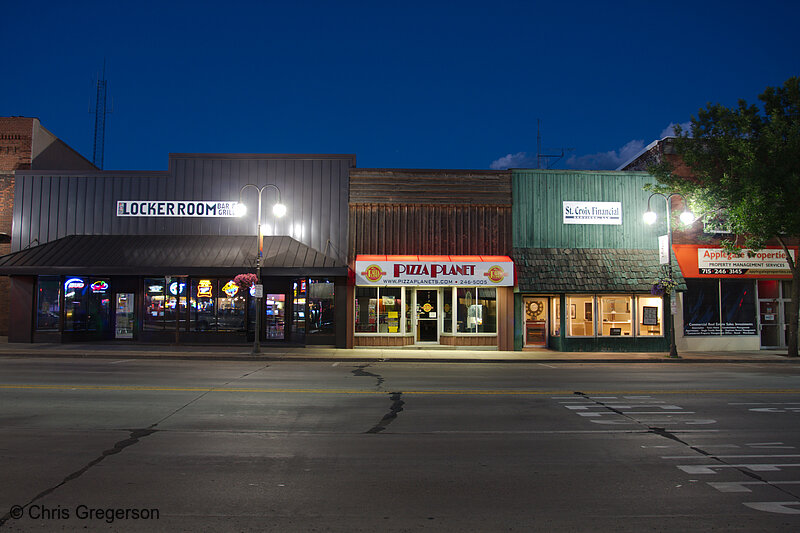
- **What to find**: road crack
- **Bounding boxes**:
[1,363,272,528]
[573,391,800,501]
[0,428,157,528]
[365,392,405,434]
[351,364,385,389]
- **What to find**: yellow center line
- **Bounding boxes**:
[0,384,799,395]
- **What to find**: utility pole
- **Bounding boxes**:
[90,61,111,169]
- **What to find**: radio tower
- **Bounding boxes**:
[90,62,111,169]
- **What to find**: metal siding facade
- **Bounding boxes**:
[10,155,354,263]
[512,170,665,250]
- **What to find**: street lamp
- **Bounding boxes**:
[643,192,694,358]
[237,183,286,354]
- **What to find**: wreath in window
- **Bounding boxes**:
[527,300,544,320]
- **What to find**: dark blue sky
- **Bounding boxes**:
[2,0,798,171]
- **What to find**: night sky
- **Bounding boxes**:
[2,0,798,171]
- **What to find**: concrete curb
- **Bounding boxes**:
[0,350,795,364]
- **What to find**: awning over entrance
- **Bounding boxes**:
[0,235,347,276]
[354,254,514,286]
[513,248,686,293]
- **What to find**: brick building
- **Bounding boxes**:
[0,117,96,335]
[619,137,798,351]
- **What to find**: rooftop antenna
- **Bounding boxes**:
[89,60,112,169]
[536,119,572,169]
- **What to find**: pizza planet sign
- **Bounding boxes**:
[355,257,514,286]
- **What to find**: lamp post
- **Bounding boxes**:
[236,183,287,354]
[643,192,694,358]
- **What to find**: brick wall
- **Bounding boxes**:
[0,118,35,336]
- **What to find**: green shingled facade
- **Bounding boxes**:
[512,170,681,352]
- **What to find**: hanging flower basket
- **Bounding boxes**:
[234,273,258,289]
[651,277,677,296]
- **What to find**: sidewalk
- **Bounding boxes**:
[0,337,794,363]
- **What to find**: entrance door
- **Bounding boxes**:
[265,294,286,340]
[759,280,791,349]
[416,289,439,342]
[524,297,548,348]
[115,293,134,339]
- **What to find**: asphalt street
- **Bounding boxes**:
[1,357,799,531]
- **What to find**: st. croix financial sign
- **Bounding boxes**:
[117,201,239,217]
[354,255,514,286]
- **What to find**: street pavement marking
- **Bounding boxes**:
[748,442,796,449]
[678,464,800,474]
[743,502,800,515]
[663,454,800,459]
[710,481,800,493]
[1,384,800,395]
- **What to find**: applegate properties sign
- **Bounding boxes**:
[116,201,239,217]
[672,245,797,278]
[563,201,622,225]
[697,248,795,276]
[355,256,514,286]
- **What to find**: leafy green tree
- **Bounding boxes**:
[649,77,800,357]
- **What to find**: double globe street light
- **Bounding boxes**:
[236,183,286,354]
[643,192,694,359]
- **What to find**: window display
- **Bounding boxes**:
[456,288,497,333]
[192,279,216,331]
[637,296,663,336]
[64,277,111,332]
[567,296,594,337]
[218,279,246,332]
[308,279,335,335]
[355,287,378,333]
[599,296,632,336]
[36,276,61,331]
[355,287,405,334]
[551,298,561,336]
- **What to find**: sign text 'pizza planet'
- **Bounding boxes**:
[355,256,514,286]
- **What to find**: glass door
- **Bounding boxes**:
[115,293,134,339]
[759,280,790,349]
[416,289,439,342]
[265,294,286,339]
[524,297,548,348]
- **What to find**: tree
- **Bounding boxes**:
[649,77,800,357]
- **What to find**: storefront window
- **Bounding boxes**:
[36,276,61,331]
[165,278,187,331]
[292,279,307,338]
[192,279,216,331]
[456,288,496,333]
[442,289,453,333]
[599,296,632,337]
[218,279,246,331]
[379,288,402,333]
[758,280,780,299]
[637,296,663,336]
[355,287,378,333]
[64,277,111,332]
[567,295,594,337]
[721,280,757,335]
[551,297,561,336]
[308,279,335,335]
[355,287,406,334]
[144,278,167,331]
[684,279,721,336]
